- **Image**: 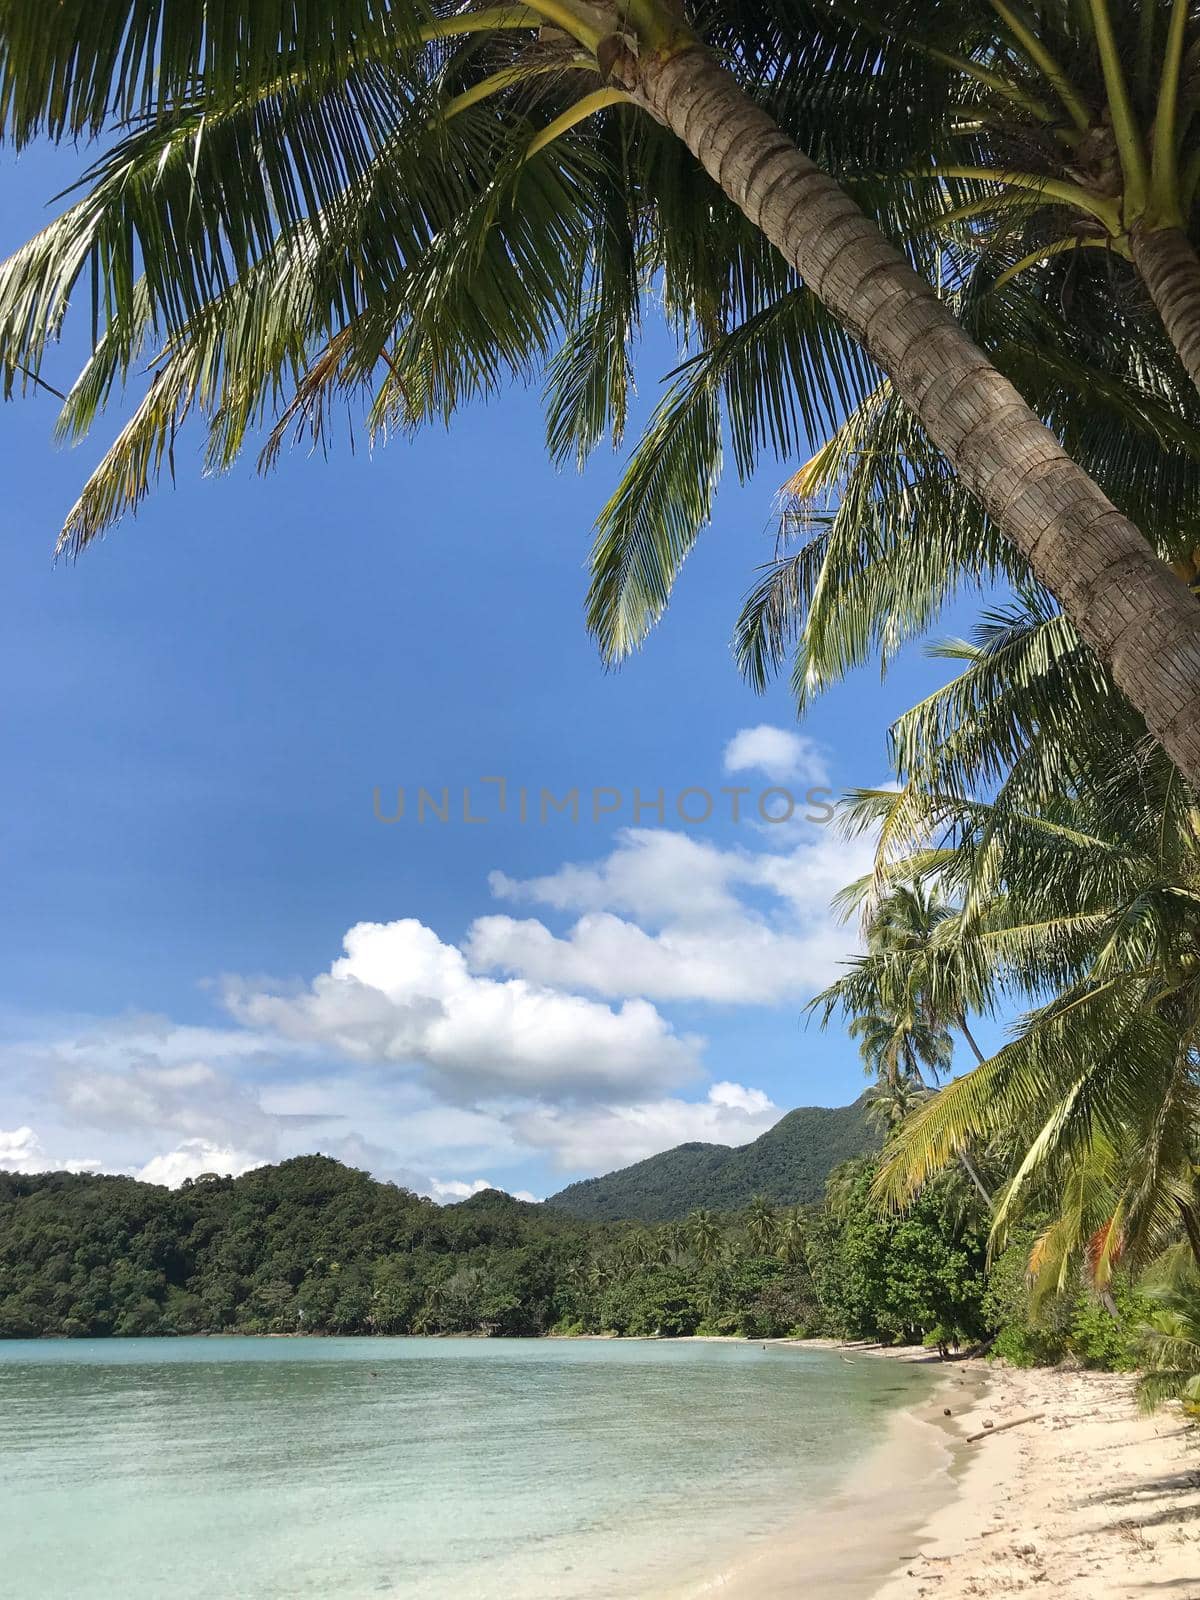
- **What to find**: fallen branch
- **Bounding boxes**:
[966,1412,1045,1444]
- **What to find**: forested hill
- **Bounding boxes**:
[0,1158,584,1339]
[546,1097,879,1222]
[0,1148,1011,1351]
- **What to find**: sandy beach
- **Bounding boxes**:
[682,1341,1199,1600]
[868,1353,1200,1600]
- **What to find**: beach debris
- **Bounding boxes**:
[965,1412,1045,1443]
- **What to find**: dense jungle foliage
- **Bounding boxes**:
[546,1099,877,1220]
[0,1153,1148,1366]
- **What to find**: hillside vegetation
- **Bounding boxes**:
[0,1151,1150,1368]
[546,1098,878,1221]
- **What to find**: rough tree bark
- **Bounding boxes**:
[621,45,1200,788]
[1130,224,1200,397]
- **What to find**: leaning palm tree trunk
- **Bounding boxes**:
[901,1040,992,1210]
[1130,227,1200,398]
[1177,1197,1200,1272]
[624,44,1200,786]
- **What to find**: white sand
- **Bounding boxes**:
[677,1340,1199,1599]
[869,1357,1200,1600]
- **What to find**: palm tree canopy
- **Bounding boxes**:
[0,0,907,562]
[10,1,1200,789]
[854,734,1200,1281]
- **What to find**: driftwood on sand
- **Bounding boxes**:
[965,1412,1045,1444]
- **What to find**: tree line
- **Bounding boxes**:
[0,1153,1150,1375]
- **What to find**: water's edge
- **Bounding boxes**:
[0,1334,958,1600]
[672,1346,988,1600]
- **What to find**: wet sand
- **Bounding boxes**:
[677,1341,1198,1600]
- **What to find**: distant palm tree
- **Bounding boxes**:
[864,1074,927,1138]
[656,1223,686,1266]
[816,881,993,1207]
[687,1208,722,1268]
[775,1207,808,1266]
[776,1204,826,1319]
[628,1230,657,1270]
[745,1195,780,1255]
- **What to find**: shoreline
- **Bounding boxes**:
[769,1341,1199,1600]
[670,1341,974,1600]
[865,1355,1200,1599]
[667,1338,1198,1599]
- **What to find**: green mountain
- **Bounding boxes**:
[546,1098,879,1222]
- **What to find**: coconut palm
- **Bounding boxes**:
[687,1207,722,1267]
[5,5,1200,780]
[864,1070,928,1137]
[806,0,1200,394]
[815,881,993,1205]
[847,1006,953,1090]
[853,741,1200,1276]
[1137,1254,1200,1414]
[775,1206,808,1264]
[627,1229,657,1270]
[733,260,1200,736]
[745,1194,779,1254]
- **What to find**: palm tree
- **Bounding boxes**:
[745,1194,779,1255]
[815,880,993,1205]
[627,1229,657,1270]
[775,1202,827,1320]
[732,259,1200,740]
[1137,1254,1200,1415]
[809,1,1200,393]
[6,5,1200,781]
[864,1070,928,1137]
[848,1007,953,1090]
[855,746,1200,1277]
[687,1207,722,1268]
[775,1206,807,1264]
[660,1221,687,1264]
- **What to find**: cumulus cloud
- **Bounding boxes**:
[0,1126,102,1175]
[223,918,701,1099]
[511,1082,782,1173]
[723,725,830,785]
[137,1140,266,1187]
[468,827,870,1003]
[488,829,747,925]
[424,1175,539,1204]
[467,911,838,1004]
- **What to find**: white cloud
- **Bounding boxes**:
[469,828,870,1003]
[427,1175,494,1201]
[137,1140,266,1187]
[223,918,701,1099]
[488,829,745,925]
[467,910,838,1004]
[514,1082,782,1173]
[0,1125,102,1175]
[723,725,830,785]
[423,1175,539,1204]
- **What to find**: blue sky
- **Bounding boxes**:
[0,142,992,1200]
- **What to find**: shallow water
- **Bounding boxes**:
[0,1336,935,1599]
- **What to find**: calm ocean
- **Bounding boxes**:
[0,1336,936,1598]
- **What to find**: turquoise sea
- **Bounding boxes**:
[0,1337,937,1599]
